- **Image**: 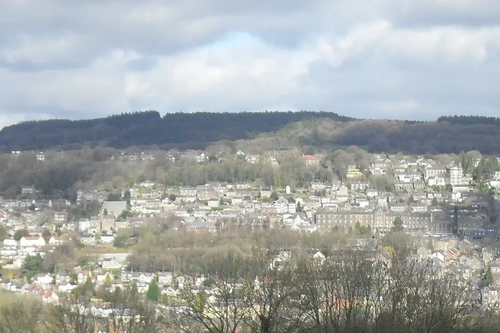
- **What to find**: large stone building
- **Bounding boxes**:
[315,209,431,233]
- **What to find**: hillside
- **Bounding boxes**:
[261,115,500,154]
[1,111,500,154]
[0,111,353,151]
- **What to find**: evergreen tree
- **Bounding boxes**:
[392,217,404,232]
[84,276,95,297]
[104,273,112,286]
[146,279,160,302]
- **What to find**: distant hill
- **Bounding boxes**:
[1,111,500,154]
[0,111,353,151]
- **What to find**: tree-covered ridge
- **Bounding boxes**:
[2,112,500,154]
[265,117,500,154]
[0,111,353,151]
[438,115,500,126]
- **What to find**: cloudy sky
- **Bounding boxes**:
[0,0,499,128]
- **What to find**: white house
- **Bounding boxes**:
[158,272,173,286]
[313,251,326,265]
[48,237,66,246]
[36,273,53,285]
[77,271,92,285]
[20,236,45,248]
[431,251,447,262]
[58,283,77,293]
[3,238,17,248]
[100,234,115,244]
[427,176,446,187]
[96,271,113,285]
[101,257,122,270]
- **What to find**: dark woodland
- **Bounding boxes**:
[1,112,500,154]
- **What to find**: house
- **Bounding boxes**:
[346,166,364,179]
[100,233,115,244]
[20,236,45,247]
[312,251,326,265]
[303,155,320,166]
[110,279,124,292]
[427,176,446,187]
[48,236,66,246]
[259,188,273,198]
[350,180,369,191]
[101,257,121,270]
[96,271,113,285]
[424,165,446,180]
[431,250,447,262]
[185,219,217,232]
[270,251,291,271]
[158,272,173,286]
[42,290,59,304]
[80,233,96,246]
[58,283,77,293]
[179,187,197,197]
[3,238,17,248]
[55,272,70,285]
[77,270,92,285]
[21,186,36,194]
[54,211,68,222]
[36,273,53,285]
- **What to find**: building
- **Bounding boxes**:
[315,210,374,232]
[21,186,36,194]
[449,165,464,186]
[424,165,447,180]
[54,211,68,222]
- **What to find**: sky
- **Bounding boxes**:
[0,0,499,128]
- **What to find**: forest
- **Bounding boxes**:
[2,111,500,154]
[0,111,352,151]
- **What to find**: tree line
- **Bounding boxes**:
[2,237,500,333]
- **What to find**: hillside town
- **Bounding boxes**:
[2,148,500,321]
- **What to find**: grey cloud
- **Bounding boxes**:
[0,0,499,125]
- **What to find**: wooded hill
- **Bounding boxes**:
[0,111,352,151]
[1,111,500,154]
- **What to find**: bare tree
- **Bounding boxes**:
[243,249,307,333]
[45,294,98,333]
[100,288,162,333]
[175,249,251,333]
[0,292,43,333]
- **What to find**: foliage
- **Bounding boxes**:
[84,276,95,297]
[22,254,43,280]
[0,225,8,241]
[0,292,43,333]
[146,279,160,302]
[42,229,51,243]
[392,216,404,232]
[0,111,352,151]
[13,229,29,241]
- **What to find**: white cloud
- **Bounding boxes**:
[0,0,498,127]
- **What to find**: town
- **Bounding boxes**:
[1,146,500,332]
